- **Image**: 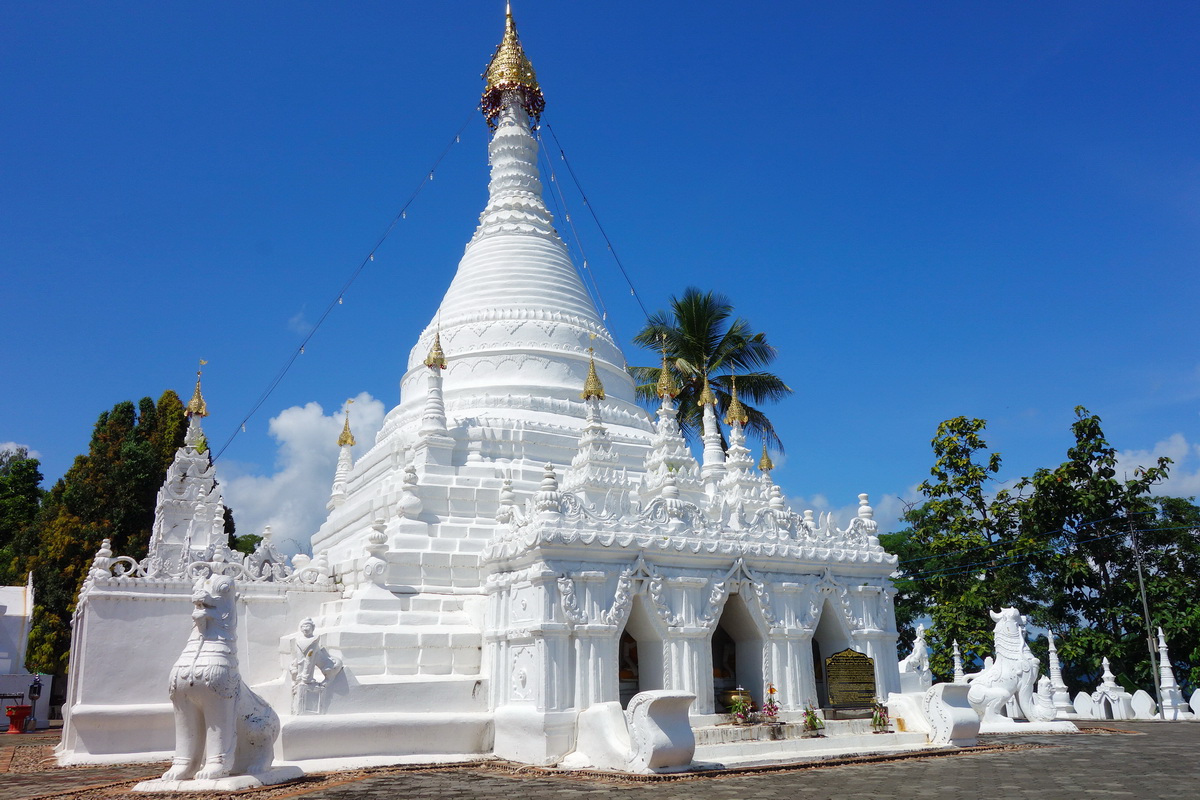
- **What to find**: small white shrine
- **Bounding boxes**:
[57,8,905,771]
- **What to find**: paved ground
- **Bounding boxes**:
[1,722,1197,799]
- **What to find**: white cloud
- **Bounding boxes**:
[1118,433,1200,499]
[0,442,42,459]
[221,393,385,556]
[288,310,313,335]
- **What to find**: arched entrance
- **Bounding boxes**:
[711,591,765,708]
[617,595,664,709]
[811,598,852,710]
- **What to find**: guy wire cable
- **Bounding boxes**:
[213,111,477,461]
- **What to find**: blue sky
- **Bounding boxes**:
[2,2,1198,547]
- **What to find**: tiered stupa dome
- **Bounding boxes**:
[377,6,650,463]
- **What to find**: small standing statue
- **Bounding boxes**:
[898,623,933,692]
[289,618,343,715]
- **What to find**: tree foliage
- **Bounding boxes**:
[629,287,792,448]
[1021,406,1180,690]
[886,407,1200,695]
[19,393,187,674]
[880,417,1034,681]
[0,447,45,585]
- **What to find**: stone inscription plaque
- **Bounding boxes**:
[825,648,876,708]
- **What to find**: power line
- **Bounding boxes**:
[895,511,1154,567]
[541,123,651,320]
[536,131,609,323]
[894,523,1198,583]
[212,111,478,461]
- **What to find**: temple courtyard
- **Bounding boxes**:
[2,721,1195,799]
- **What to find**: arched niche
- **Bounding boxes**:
[617,595,664,709]
[711,590,767,707]
[1100,697,1114,720]
[812,597,853,708]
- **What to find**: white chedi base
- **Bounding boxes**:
[133,766,304,793]
[977,716,1078,733]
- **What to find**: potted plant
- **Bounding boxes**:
[872,700,891,733]
[728,690,754,724]
[761,683,781,725]
[801,702,825,737]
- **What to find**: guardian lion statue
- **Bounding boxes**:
[161,574,279,781]
[965,607,1056,723]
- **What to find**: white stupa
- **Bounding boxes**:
[59,8,905,771]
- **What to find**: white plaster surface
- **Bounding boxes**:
[57,15,908,772]
[132,766,303,793]
[1130,689,1157,720]
[923,683,981,746]
[885,692,932,735]
[1073,692,1096,719]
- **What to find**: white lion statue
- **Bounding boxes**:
[965,608,1056,723]
[161,573,279,782]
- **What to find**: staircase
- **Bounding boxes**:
[692,719,933,768]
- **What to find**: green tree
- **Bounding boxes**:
[629,287,792,449]
[1021,406,1176,691]
[21,392,188,674]
[0,447,45,584]
[881,417,1034,681]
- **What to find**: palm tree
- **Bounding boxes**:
[629,287,792,450]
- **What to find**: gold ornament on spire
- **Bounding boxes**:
[758,442,774,473]
[724,375,749,426]
[338,401,356,447]
[481,3,545,129]
[423,331,447,369]
[581,347,605,400]
[655,344,680,399]
[186,360,209,418]
[698,375,717,406]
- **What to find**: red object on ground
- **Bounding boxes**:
[5,705,32,733]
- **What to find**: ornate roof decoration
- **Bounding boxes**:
[481,3,545,129]
[423,331,448,369]
[724,375,749,426]
[186,360,208,418]
[698,375,717,406]
[758,442,774,473]
[338,408,356,447]
[581,348,606,400]
[655,348,680,399]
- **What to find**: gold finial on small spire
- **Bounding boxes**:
[655,337,680,399]
[186,359,209,418]
[423,331,447,369]
[581,346,606,400]
[338,400,356,447]
[758,441,774,473]
[698,374,717,406]
[724,375,749,426]
[481,2,544,129]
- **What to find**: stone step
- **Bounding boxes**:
[693,718,880,745]
[692,727,932,768]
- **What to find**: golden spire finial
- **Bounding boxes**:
[698,374,717,406]
[338,400,356,447]
[724,375,749,426]
[186,359,209,418]
[655,337,680,399]
[481,2,544,129]
[423,331,447,369]
[758,441,774,473]
[581,346,606,400]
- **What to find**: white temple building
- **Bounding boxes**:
[58,8,904,769]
